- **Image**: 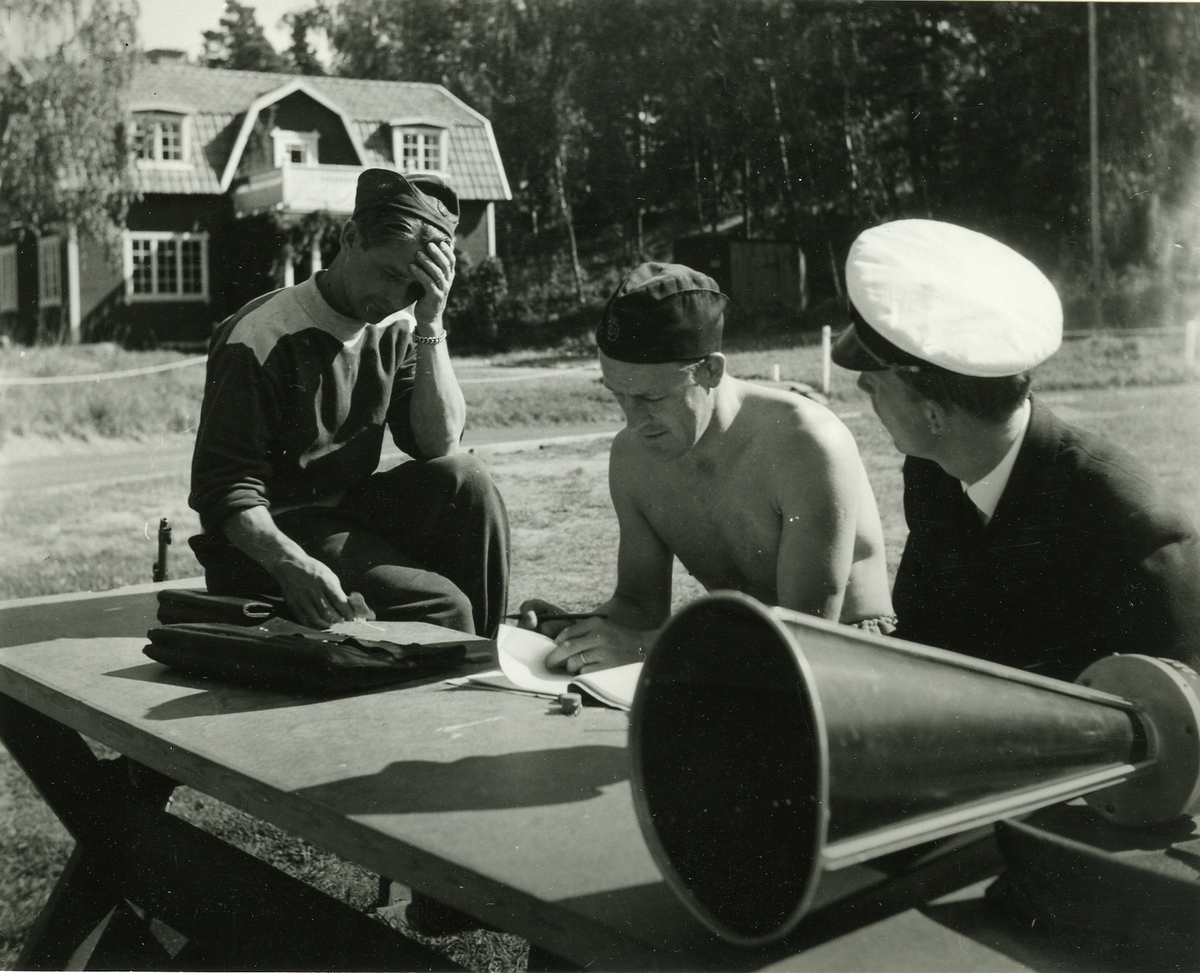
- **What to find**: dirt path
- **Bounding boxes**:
[1,383,1194,496]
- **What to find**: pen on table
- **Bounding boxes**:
[504,611,610,621]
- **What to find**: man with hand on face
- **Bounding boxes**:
[522,262,894,674]
[189,168,509,635]
[834,219,1200,679]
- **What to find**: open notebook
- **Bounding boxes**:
[446,625,642,711]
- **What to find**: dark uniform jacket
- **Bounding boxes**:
[892,397,1200,680]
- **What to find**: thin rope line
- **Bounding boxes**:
[0,356,208,386]
[0,358,597,387]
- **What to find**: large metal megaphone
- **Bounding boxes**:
[628,591,1200,946]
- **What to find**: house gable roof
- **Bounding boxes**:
[129,62,511,202]
[218,78,367,191]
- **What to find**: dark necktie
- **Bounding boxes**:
[961,489,986,545]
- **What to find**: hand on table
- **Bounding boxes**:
[544,617,646,675]
[271,553,372,629]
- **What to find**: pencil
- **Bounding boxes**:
[504,611,609,621]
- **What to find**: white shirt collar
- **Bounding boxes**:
[961,398,1032,524]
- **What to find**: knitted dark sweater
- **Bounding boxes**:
[189,276,420,533]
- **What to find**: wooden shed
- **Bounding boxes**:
[673,236,807,327]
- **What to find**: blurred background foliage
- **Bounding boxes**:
[311,0,1200,325]
[7,1,1200,340]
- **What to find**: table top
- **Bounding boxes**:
[0,588,1112,972]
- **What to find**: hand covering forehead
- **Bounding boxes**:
[597,262,729,364]
[834,219,1062,377]
[352,168,459,238]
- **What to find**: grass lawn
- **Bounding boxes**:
[0,368,1198,967]
[1,330,1195,447]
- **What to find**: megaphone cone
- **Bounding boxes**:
[629,591,1200,946]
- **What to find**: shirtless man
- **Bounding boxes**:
[523,262,893,674]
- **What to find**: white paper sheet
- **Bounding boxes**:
[485,625,642,709]
[496,624,572,694]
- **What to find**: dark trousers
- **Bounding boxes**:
[192,454,510,637]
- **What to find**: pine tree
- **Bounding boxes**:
[202,0,286,73]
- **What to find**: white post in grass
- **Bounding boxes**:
[1186,320,1198,369]
[66,224,81,343]
[771,363,781,383]
[821,325,832,396]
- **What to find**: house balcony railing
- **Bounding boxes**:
[233,164,381,218]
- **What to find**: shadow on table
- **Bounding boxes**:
[293,744,628,813]
[923,895,1169,973]
[105,662,461,720]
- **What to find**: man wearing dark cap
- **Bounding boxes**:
[189,168,508,635]
[834,218,1200,679]
[522,262,894,672]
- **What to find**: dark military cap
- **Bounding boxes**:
[597,262,729,364]
[352,168,459,238]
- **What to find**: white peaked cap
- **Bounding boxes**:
[845,220,1063,377]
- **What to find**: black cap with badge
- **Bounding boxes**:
[597,262,730,364]
[352,168,460,239]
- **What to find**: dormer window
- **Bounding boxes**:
[392,124,446,172]
[132,113,188,164]
[271,128,320,168]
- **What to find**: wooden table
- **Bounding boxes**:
[0,585,1178,971]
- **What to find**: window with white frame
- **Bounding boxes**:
[270,128,320,168]
[38,235,62,307]
[0,245,17,313]
[124,231,209,302]
[132,113,188,164]
[397,128,444,172]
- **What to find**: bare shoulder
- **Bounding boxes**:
[608,427,655,500]
[737,380,859,470]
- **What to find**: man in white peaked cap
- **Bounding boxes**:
[833,219,1200,679]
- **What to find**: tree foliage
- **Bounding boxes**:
[0,0,138,243]
[202,0,287,73]
[282,5,329,76]
[320,0,1200,304]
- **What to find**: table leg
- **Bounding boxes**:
[16,844,122,970]
[0,694,175,968]
[526,943,586,972]
[0,693,466,971]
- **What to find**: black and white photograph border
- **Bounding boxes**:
[1,1,1198,970]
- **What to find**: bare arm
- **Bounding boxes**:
[774,420,861,621]
[222,506,356,629]
[543,436,675,673]
[408,240,466,457]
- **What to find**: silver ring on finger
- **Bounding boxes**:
[578,651,590,668]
